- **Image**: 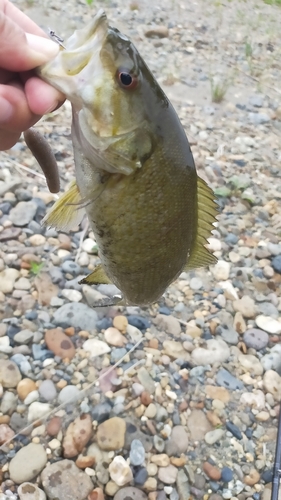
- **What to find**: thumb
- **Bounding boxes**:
[0,12,59,72]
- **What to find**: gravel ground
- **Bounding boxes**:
[1,0,281,499]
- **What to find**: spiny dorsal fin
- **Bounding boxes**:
[42,180,85,231]
[79,264,112,285]
[184,176,218,271]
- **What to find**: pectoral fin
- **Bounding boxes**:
[184,176,218,270]
[86,295,126,307]
[79,264,112,285]
[42,180,85,231]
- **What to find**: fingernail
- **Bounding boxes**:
[26,33,60,63]
[45,101,59,114]
[0,97,13,123]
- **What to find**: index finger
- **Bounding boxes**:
[0,0,47,37]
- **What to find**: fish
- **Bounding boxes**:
[35,9,218,307]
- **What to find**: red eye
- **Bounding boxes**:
[117,71,138,89]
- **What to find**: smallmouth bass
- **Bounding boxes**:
[34,10,218,306]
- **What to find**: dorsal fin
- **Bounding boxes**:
[184,176,218,271]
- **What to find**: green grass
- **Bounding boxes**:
[210,77,229,103]
[30,261,45,276]
[263,0,281,5]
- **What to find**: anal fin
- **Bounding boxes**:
[184,176,218,271]
[79,264,112,285]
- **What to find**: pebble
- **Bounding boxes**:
[272,255,281,273]
[1,390,17,414]
[221,467,233,483]
[46,416,61,436]
[263,370,281,400]
[9,201,37,226]
[130,439,145,466]
[18,483,46,500]
[163,340,191,361]
[244,469,260,486]
[0,423,15,444]
[61,289,83,302]
[113,315,128,333]
[83,338,111,357]
[204,429,225,445]
[145,25,169,38]
[203,462,221,481]
[165,425,189,456]
[63,413,92,458]
[261,344,281,372]
[0,268,20,293]
[109,455,133,486]
[233,295,256,318]
[191,338,230,366]
[155,314,181,335]
[104,327,126,346]
[225,421,242,440]
[238,353,263,376]
[45,328,76,359]
[113,487,148,500]
[17,378,36,400]
[53,302,98,330]
[9,443,47,483]
[216,368,244,390]
[14,329,34,344]
[187,409,212,441]
[0,359,21,388]
[137,366,155,393]
[27,402,52,422]
[97,417,126,450]
[243,328,269,350]
[158,464,178,484]
[41,459,93,500]
[38,379,57,401]
[58,384,80,404]
[211,260,230,280]
[256,315,281,335]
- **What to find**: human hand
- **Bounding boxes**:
[0,0,65,150]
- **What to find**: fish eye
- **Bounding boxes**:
[117,70,138,90]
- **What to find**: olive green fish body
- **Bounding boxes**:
[39,10,217,306]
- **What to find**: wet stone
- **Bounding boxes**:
[9,443,47,483]
[130,439,146,466]
[45,328,75,360]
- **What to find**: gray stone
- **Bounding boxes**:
[58,385,81,404]
[9,201,38,226]
[14,329,34,344]
[249,95,264,107]
[0,390,18,414]
[130,439,146,466]
[205,428,225,445]
[137,367,155,394]
[41,459,93,500]
[9,443,47,483]
[216,368,244,390]
[249,112,270,124]
[53,302,98,330]
[243,329,269,350]
[39,380,57,402]
[218,326,239,345]
[0,359,21,387]
[261,344,281,373]
[257,302,279,318]
[125,420,153,452]
[113,487,148,500]
[166,425,189,456]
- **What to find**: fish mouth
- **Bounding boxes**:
[38,9,108,99]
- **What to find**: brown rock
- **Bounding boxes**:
[76,455,95,469]
[0,359,21,388]
[203,461,221,481]
[104,327,126,347]
[0,415,10,424]
[63,414,92,458]
[205,385,230,403]
[34,272,58,306]
[244,468,260,486]
[88,488,105,500]
[45,328,75,360]
[141,391,152,406]
[206,411,222,427]
[187,410,212,441]
[17,378,37,400]
[0,423,15,445]
[59,233,72,250]
[149,338,159,349]
[46,416,62,436]
[113,315,128,333]
[145,26,169,38]
[96,417,126,451]
[65,327,75,336]
[170,455,187,467]
[178,400,188,412]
